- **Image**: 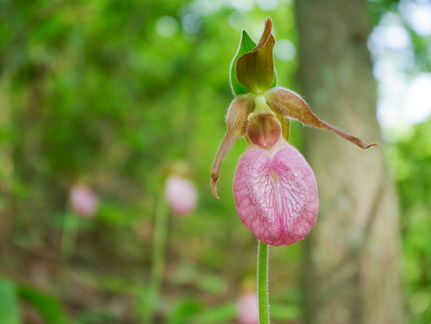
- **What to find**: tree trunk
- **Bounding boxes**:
[294,1,404,323]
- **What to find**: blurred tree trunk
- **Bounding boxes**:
[294,1,404,323]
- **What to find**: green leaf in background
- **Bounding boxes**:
[17,285,70,324]
[270,301,300,321]
[168,298,203,324]
[0,278,21,324]
[191,302,236,323]
[230,30,256,96]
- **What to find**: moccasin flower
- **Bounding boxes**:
[69,183,98,218]
[211,18,377,246]
[164,161,198,215]
[237,292,259,324]
[165,175,197,216]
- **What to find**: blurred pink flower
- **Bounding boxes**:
[233,138,319,246]
[237,292,259,324]
[69,184,98,218]
[165,176,197,215]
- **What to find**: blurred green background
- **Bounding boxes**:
[0,0,430,323]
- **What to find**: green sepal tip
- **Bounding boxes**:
[230,30,257,96]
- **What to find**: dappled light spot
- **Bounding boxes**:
[230,0,254,12]
[274,39,296,62]
[370,24,411,50]
[182,13,202,34]
[229,12,250,31]
[256,0,279,11]
[156,16,179,38]
[399,0,431,36]
[405,73,431,124]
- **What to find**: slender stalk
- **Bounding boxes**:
[60,211,80,264]
[140,194,170,322]
[257,240,270,324]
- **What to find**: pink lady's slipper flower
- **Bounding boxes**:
[234,137,318,246]
[165,175,197,215]
[211,18,377,246]
[69,184,98,218]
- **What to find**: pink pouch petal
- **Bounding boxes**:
[233,142,319,246]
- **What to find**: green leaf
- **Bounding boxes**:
[270,301,300,320]
[230,30,256,96]
[192,302,236,323]
[0,278,21,324]
[236,18,276,94]
[17,285,70,324]
[168,298,203,324]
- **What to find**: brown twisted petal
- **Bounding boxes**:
[265,87,379,149]
[210,94,254,198]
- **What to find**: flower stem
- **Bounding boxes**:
[60,211,80,264]
[257,240,270,324]
[140,194,169,322]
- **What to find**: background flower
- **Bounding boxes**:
[165,176,197,215]
[69,184,98,218]
[236,292,259,324]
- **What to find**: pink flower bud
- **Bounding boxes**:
[69,184,98,218]
[236,293,259,324]
[165,176,197,215]
[233,140,319,246]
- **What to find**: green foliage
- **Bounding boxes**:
[1,0,301,322]
[1,0,428,323]
[75,310,117,324]
[367,0,400,19]
[0,278,21,324]
[17,286,70,324]
[388,118,431,323]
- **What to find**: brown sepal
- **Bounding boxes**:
[265,87,379,149]
[210,94,254,198]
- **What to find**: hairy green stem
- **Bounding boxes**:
[257,240,270,324]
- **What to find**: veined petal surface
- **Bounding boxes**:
[233,142,319,246]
